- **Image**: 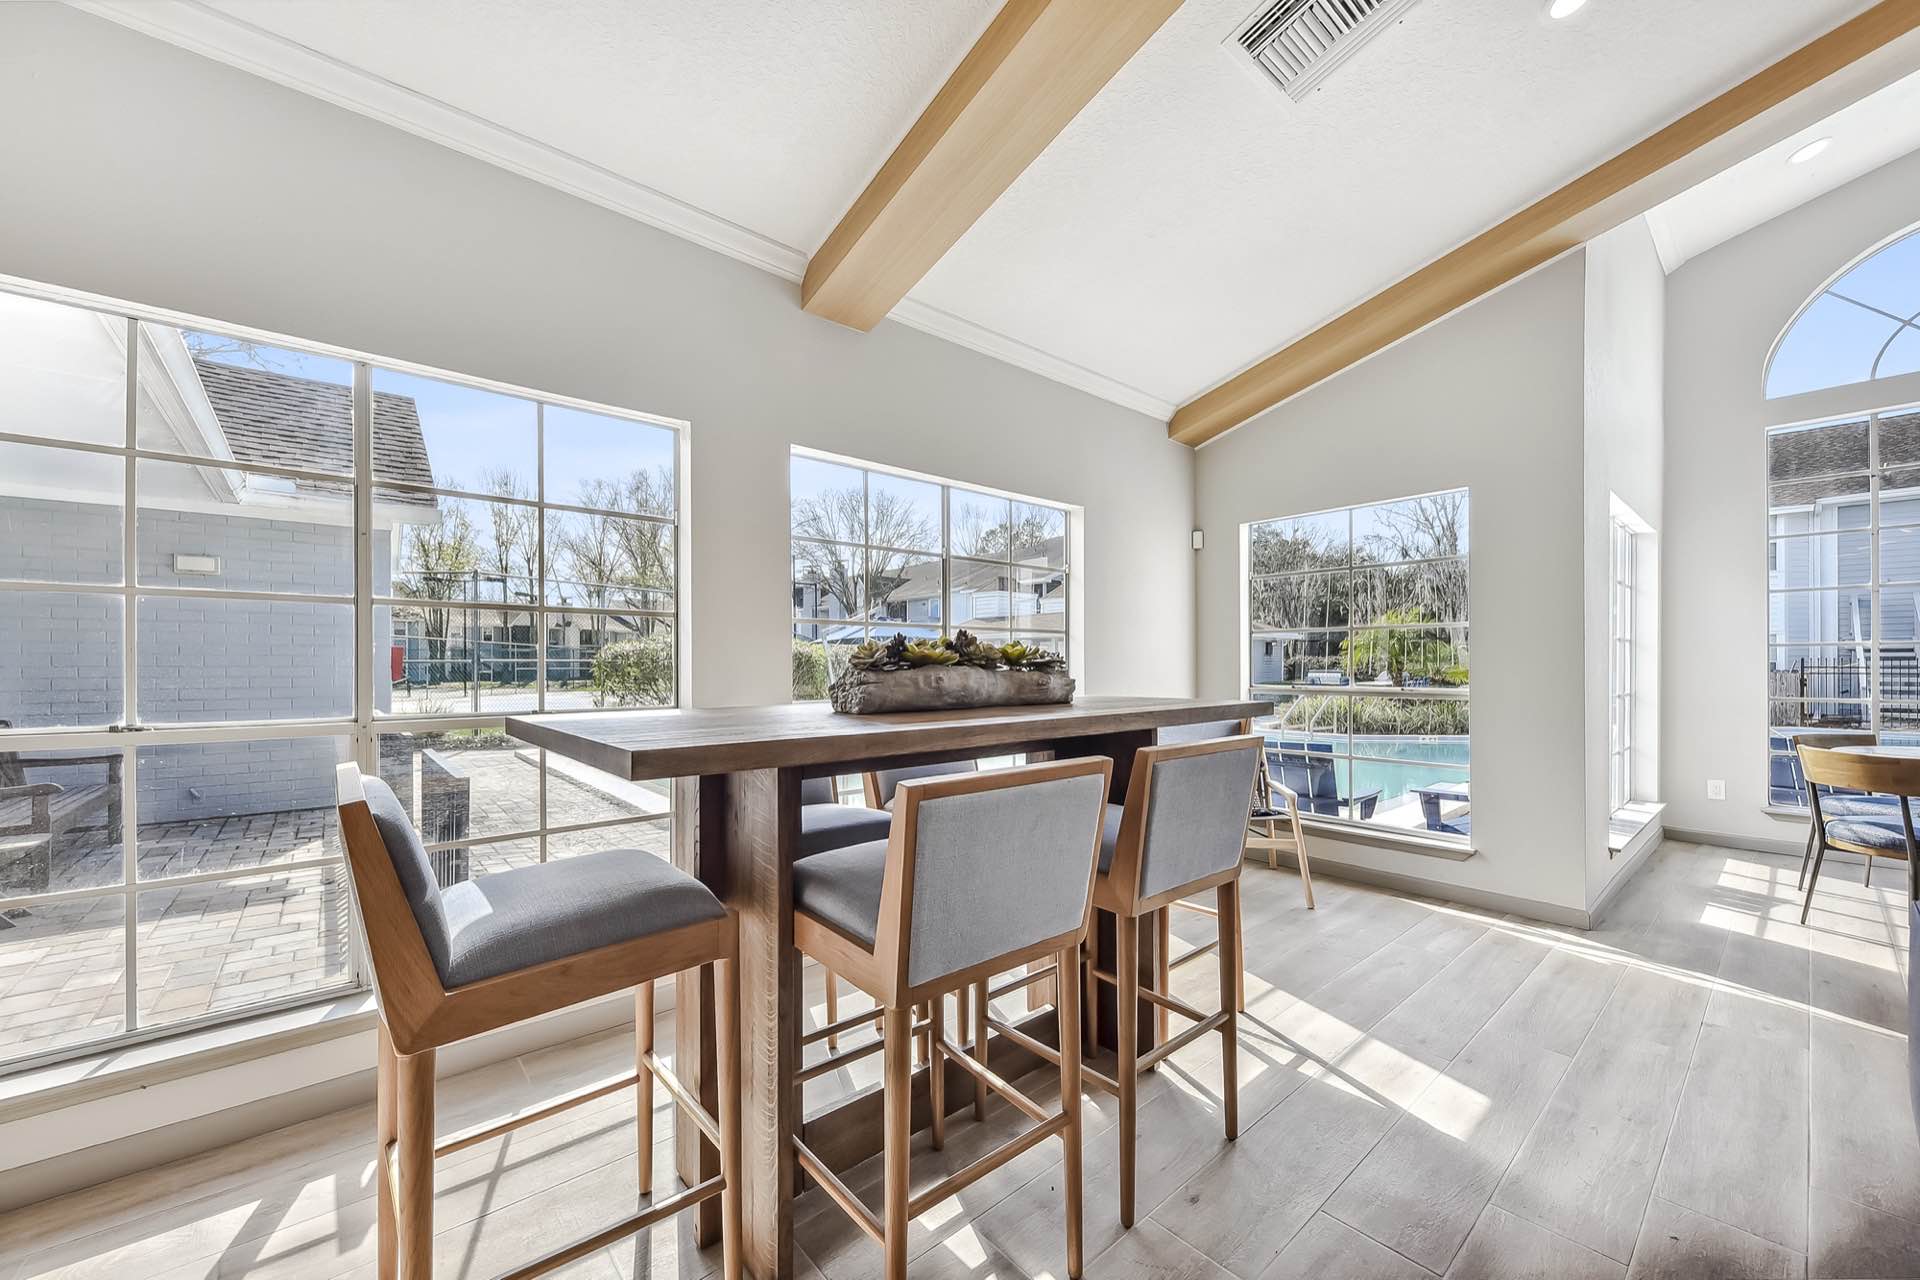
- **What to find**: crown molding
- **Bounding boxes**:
[71,0,810,281]
[888,297,1177,420]
[69,0,1175,423]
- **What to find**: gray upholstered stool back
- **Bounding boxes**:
[871,759,975,808]
[799,776,837,805]
[1134,739,1262,899]
[356,773,458,975]
[1156,718,1247,745]
[897,764,1107,988]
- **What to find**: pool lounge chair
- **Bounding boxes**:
[1413,781,1471,837]
[1264,745,1380,821]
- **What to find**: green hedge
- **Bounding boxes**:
[590,634,675,707]
[1281,693,1469,737]
[792,638,830,701]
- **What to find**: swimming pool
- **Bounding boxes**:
[1265,735,1470,810]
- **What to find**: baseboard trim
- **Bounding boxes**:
[1586,819,1665,926]
[1251,849,1592,928]
[1664,825,1809,860]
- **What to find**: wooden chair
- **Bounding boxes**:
[1796,743,1920,925]
[1789,731,1877,891]
[790,757,1112,1279]
[1079,734,1262,1227]
[1244,751,1313,906]
[334,764,742,1280]
[806,762,976,1057]
[0,719,122,896]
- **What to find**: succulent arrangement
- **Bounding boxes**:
[848,629,1066,674]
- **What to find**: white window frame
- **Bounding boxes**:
[1609,514,1637,812]
[0,278,686,1076]
[788,448,1073,699]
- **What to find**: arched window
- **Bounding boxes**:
[1767,222,1920,399]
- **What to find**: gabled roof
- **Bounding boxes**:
[193,358,434,502]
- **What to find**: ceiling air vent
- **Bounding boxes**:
[1232,0,1420,102]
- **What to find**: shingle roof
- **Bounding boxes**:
[1769,410,1920,507]
[193,359,434,505]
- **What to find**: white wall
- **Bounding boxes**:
[1582,218,1666,905]
[0,4,1196,710]
[1664,146,1920,847]
[1195,256,1593,913]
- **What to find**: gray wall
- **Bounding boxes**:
[0,4,1197,711]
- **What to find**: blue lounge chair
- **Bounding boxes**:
[1413,781,1470,837]
[1264,745,1380,821]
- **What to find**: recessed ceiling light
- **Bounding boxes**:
[1548,0,1589,18]
[1788,137,1834,165]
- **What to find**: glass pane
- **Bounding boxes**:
[1769,470,1871,512]
[866,550,941,626]
[1359,761,1471,836]
[545,614,666,711]
[0,592,124,728]
[952,557,1013,629]
[1876,409,1920,469]
[1011,502,1067,568]
[1878,589,1920,656]
[1248,630,1346,687]
[1352,559,1470,626]
[460,838,543,878]
[391,493,538,606]
[0,746,126,897]
[0,894,125,1065]
[1353,491,1468,563]
[136,737,349,880]
[548,822,672,861]
[867,472,941,553]
[1347,624,1468,688]
[1009,566,1068,632]
[1879,526,1920,584]
[1346,699,1471,760]
[790,456,866,542]
[372,368,534,496]
[1880,326,1920,381]
[546,749,670,832]
[544,405,675,516]
[1767,588,1871,648]
[793,541,863,620]
[1768,531,1871,590]
[1249,510,1349,575]
[1880,704,1920,741]
[1249,571,1349,631]
[1768,296,1896,398]
[0,442,122,584]
[138,459,354,597]
[544,510,673,611]
[382,606,537,715]
[1832,229,1920,314]
[137,864,353,1028]
[1259,692,1351,747]
[376,729,540,848]
[1768,418,1870,482]
[0,294,125,447]
[137,597,352,723]
[950,489,1012,558]
[1882,466,1920,525]
[1768,700,1868,731]
[141,325,353,468]
[793,624,863,702]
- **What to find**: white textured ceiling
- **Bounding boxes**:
[1646,66,1920,274]
[92,0,1884,414]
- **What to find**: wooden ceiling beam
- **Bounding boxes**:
[801,0,1183,332]
[1169,0,1920,447]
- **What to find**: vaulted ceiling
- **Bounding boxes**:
[84,0,1911,429]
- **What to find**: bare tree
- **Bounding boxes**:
[792,485,937,621]
[394,487,478,683]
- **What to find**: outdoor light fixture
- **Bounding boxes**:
[1788,137,1834,165]
[1548,0,1589,19]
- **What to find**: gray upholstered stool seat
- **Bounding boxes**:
[438,852,726,987]
[799,803,893,857]
[362,774,724,988]
[1826,817,1911,852]
[791,837,888,949]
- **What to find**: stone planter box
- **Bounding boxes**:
[828,665,1075,715]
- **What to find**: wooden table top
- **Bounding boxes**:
[507,695,1270,780]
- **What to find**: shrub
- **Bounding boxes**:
[793,637,829,701]
[590,634,675,707]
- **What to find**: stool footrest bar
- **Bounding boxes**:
[905,1112,1069,1218]
[500,1175,725,1280]
[794,1137,884,1244]
[435,1072,640,1157]
[797,1034,885,1082]
[933,1034,1049,1123]
[986,965,1060,1003]
[643,1051,722,1150]
[1138,1011,1228,1072]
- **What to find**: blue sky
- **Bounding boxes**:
[1768,229,1920,398]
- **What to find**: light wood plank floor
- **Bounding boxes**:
[2,840,1914,1279]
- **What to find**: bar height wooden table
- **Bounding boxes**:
[507,696,1268,1279]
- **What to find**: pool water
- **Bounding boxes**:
[1266,735,1471,810]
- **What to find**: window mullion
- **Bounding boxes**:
[121,316,140,1034]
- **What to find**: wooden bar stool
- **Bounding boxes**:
[1796,743,1920,923]
[1078,734,1262,1227]
[806,763,977,1057]
[789,757,1112,1279]
[334,765,742,1280]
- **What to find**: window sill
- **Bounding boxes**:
[1607,801,1665,854]
[0,991,378,1126]
[1297,816,1476,860]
